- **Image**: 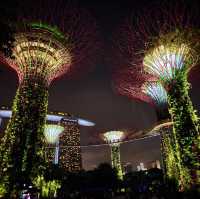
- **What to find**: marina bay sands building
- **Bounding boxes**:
[59,117,82,172]
[0,107,94,172]
[45,117,82,172]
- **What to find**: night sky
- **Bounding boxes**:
[0,0,200,170]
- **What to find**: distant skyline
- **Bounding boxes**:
[82,135,161,170]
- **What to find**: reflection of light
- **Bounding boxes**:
[104,131,124,143]
[0,110,95,127]
[46,115,62,121]
[78,118,95,127]
[143,82,167,107]
[44,124,64,144]
[0,110,12,118]
[144,44,189,79]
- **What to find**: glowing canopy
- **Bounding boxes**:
[44,124,64,144]
[104,131,124,143]
[5,29,72,84]
[143,44,189,80]
[143,82,168,107]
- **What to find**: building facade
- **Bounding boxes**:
[59,117,82,172]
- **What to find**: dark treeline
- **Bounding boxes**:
[24,163,199,199]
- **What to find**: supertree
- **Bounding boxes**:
[111,1,200,189]
[0,0,99,197]
[143,82,180,180]
[142,9,200,190]
[113,67,178,182]
[44,124,64,165]
[112,67,167,119]
[103,131,125,180]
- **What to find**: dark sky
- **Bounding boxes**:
[0,0,200,170]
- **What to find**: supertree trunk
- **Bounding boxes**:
[0,75,56,197]
[160,125,179,182]
[111,143,123,180]
[167,72,200,189]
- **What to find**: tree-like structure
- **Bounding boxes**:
[103,131,124,180]
[44,124,64,165]
[143,82,179,181]
[0,0,99,197]
[111,1,200,189]
[113,67,178,182]
[144,83,182,182]
[150,121,179,182]
[112,67,167,119]
[142,12,200,191]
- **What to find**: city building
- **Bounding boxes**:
[136,160,161,171]
[59,117,82,172]
[137,162,147,171]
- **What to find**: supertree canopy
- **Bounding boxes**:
[0,0,99,197]
[5,29,72,84]
[44,124,64,144]
[111,1,200,190]
[112,67,168,120]
[143,33,198,85]
[104,131,124,143]
[103,131,124,180]
[143,82,167,113]
[112,67,155,104]
[44,124,64,165]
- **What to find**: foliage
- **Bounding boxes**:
[0,77,60,197]
[143,22,200,191]
[160,125,179,182]
[111,143,123,180]
[32,175,60,198]
[167,70,200,189]
[124,168,166,198]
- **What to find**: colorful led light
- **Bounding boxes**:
[144,44,191,81]
[44,124,64,144]
[104,131,124,180]
[104,131,124,143]
[143,82,167,107]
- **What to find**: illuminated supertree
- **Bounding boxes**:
[143,82,180,180]
[111,1,200,189]
[143,81,179,180]
[142,10,200,190]
[0,0,99,197]
[113,67,178,181]
[103,131,125,180]
[44,124,64,165]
